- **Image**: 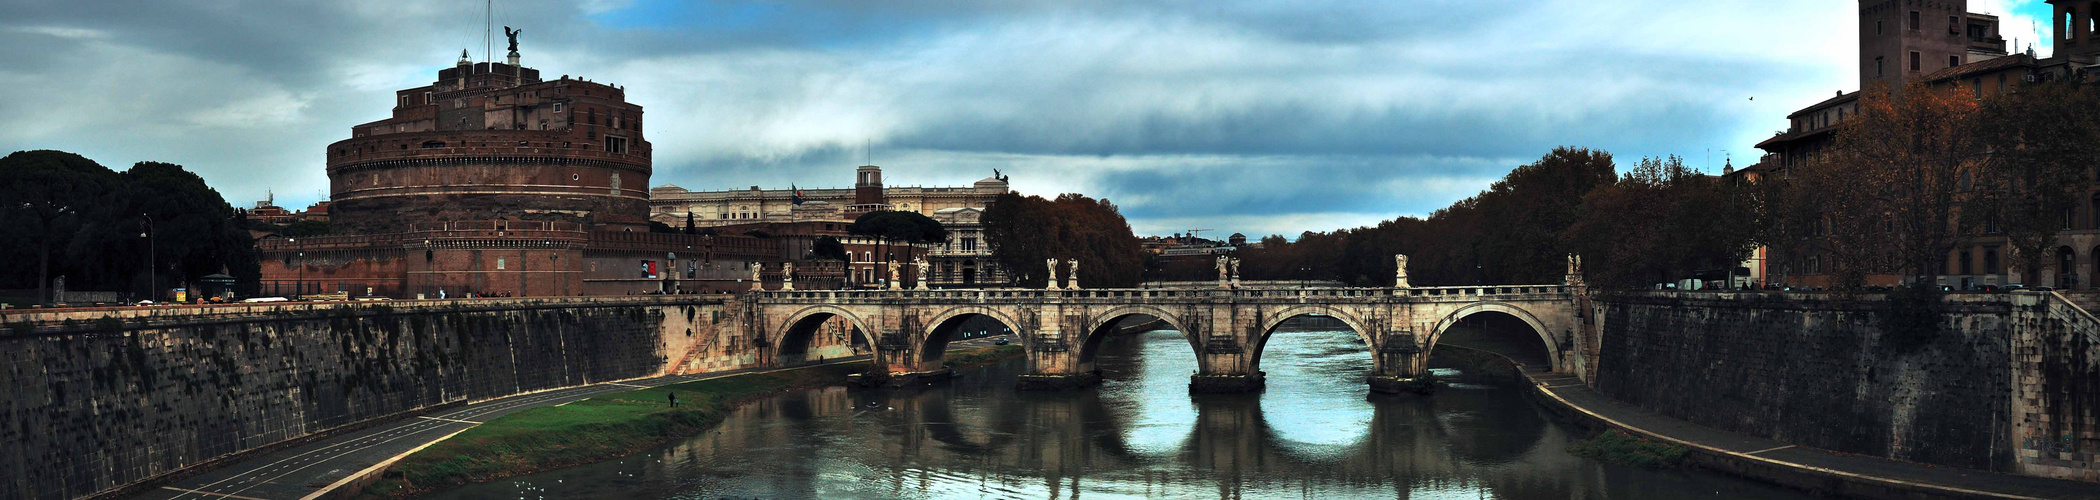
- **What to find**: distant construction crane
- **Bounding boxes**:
[1185,228,1213,242]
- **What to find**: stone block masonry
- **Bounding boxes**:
[1592,291,2100,482]
[0,296,767,500]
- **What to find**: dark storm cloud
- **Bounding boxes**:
[0,0,1860,237]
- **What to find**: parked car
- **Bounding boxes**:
[994,337,1011,346]
[242,297,289,303]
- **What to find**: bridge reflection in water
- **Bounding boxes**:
[425,324,1810,500]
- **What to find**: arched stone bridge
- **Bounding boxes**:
[749,283,1588,393]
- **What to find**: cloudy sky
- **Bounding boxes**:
[0,0,2058,237]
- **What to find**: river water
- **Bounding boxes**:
[427,329,1812,499]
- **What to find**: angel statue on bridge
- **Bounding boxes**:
[914,257,931,290]
[1066,259,1081,290]
[1395,254,1411,288]
[1046,258,1061,290]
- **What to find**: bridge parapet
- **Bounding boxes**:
[747,283,1587,394]
[752,285,1570,305]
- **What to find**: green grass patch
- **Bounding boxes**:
[945,344,1023,369]
[1569,430,1690,468]
[359,346,1024,498]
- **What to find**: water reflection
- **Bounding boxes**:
[426,329,1809,500]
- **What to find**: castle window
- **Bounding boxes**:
[1950,55,1960,68]
[1875,56,1884,76]
[573,174,581,181]
[1949,16,1959,34]
[497,258,506,270]
[1910,51,1920,72]
[553,103,563,113]
[1909,11,1919,31]
[1876,20,1884,36]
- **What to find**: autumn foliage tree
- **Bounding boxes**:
[1819,83,1986,287]
[1561,156,1758,289]
[1972,79,2100,286]
[1231,147,1617,287]
[981,192,1146,288]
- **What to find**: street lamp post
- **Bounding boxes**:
[140,213,155,302]
[289,237,303,299]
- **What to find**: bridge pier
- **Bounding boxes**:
[1017,371,1102,390]
[1368,335,1433,394]
[1189,372,1266,393]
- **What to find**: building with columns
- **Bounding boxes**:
[648,166,1010,228]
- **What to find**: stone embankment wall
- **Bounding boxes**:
[0,296,777,500]
[1592,291,2100,482]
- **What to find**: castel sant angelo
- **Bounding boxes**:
[256,31,1008,298]
[255,34,784,298]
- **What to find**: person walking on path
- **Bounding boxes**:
[668,391,678,408]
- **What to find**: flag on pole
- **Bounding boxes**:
[792,184,805,205]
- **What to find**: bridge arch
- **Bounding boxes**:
[775,305,877,361]
[1252,305,1377,370]
[1078,304,1196,365]
[919,305,1025,365]
[1424,301,1560,371]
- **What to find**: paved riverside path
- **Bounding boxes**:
[1529,371,2100,500]
[126,355,869,500]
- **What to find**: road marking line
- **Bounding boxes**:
[417,416,482,425]
[297,357,871,499]
[159,486,268,500]
[298,425,477,500]
[607,382,652,388]
[1746,444,1796,455]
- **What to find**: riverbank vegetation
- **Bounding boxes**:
[1568,430,1689,469]
[359,346,1022,498]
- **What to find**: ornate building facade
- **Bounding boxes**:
[648,167,1009,227]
